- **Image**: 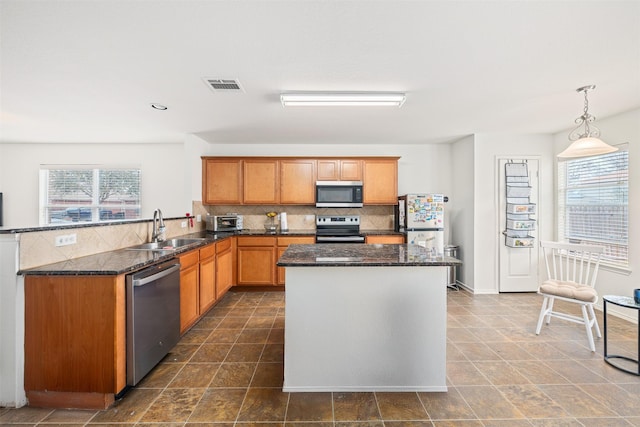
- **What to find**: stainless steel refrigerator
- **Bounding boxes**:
[397,194,445,256]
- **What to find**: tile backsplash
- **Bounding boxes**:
[205,205,394,230]
[19,215,205,271]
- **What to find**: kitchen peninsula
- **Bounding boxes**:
[277,243,461,392]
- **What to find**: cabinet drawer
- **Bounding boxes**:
[216,238,232,253]
[277,236,315,246]
[237,236,277,246]
[178,250,199,269]
[199,244,216,259]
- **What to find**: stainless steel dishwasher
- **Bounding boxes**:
[126,259,181,386]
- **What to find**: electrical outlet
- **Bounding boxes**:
[196,214,202,222]
[55,233,77,246]
[181,221,187,228]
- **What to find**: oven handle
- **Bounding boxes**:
[132,262,181,287]
[316,236,365,243]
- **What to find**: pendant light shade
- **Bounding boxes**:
[557,85,618,160]
[557,136,618,158]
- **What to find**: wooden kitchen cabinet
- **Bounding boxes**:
[202,158,242,204]
[203,156,399,206]
[365,235,405,244]
[363,158,399,204]
[280,159,316,204]
[277,236,315,284]
[237,236,277,285]
[244,159,279,204]
[198,243,216,314]
[216,238,233,298]
[24,274,126,409]
[317,159,362,181]
[179,249,200,333]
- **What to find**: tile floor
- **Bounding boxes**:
[2,289,640,426]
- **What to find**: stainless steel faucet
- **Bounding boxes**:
[152,209,166,242]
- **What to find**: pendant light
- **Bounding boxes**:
[557,85,618,159]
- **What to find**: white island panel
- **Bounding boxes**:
[284,265,447,392]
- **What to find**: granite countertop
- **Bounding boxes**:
[18,231,224,276]
[277,243,462,267]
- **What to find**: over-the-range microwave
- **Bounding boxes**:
[315,181,363,208]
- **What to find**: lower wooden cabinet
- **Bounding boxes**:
[365,235,405,244]
[178,249,200,333]
[237,236,277,285]
[24,274,126,409]
[277,236,315,284]
[199,244,216,313]
[216,238,233,298]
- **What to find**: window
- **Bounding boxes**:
[557,145,628,267]
[40,165,141,225]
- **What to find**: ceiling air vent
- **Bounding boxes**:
[203,78,244,92]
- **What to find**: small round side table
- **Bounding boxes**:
[603,295,640,376]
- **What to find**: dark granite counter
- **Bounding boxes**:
[19,231,223,276]
[278,243,461,267]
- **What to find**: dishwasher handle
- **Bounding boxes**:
[132,262,181,287]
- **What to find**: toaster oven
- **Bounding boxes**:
[206,215,243,232]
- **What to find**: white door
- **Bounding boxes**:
[498,158,539,292]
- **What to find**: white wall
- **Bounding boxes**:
[0,143,190,228]
[450,136,475,288]
[553,108,640,317]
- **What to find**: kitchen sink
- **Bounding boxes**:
[127,238,206,251]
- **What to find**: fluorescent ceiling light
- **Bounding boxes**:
[280,92,406,107]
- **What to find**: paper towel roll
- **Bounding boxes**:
[280,212,288,231]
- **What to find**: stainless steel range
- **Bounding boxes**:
[315,215,365,243]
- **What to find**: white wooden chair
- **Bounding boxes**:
[536,241,604,352]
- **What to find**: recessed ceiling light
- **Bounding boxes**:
[280,92,406,107]
[150,103,168,110]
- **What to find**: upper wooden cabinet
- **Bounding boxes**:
[244,159,279,204]
[202,158,242,204]
[280,159,316,204]
[317,159,362,181]
[202,156,398,206]
[363,158,399,204]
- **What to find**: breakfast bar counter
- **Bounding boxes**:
[277,243,461,392]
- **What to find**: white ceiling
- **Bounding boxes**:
[1,0,639,145]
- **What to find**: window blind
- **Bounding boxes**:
[557,146,628,267]
[40,165,141,225]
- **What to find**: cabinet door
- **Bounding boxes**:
[280,159,316,204]
[317,159,362,181]
[363,159,398,204]
[365,235,405,244]
[179,251,200,333]
[276,236,315,285]
[340,159,362,181]
[244,159,279,204]
[317,159,340,180]
[199,245,216,314]
[216,249,233,298]
[277,247,287,285]
[237,247,275,285]
[202,158,242,204]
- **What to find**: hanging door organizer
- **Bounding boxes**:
[504,162,536,248]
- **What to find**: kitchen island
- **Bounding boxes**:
[277,243,461,392]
